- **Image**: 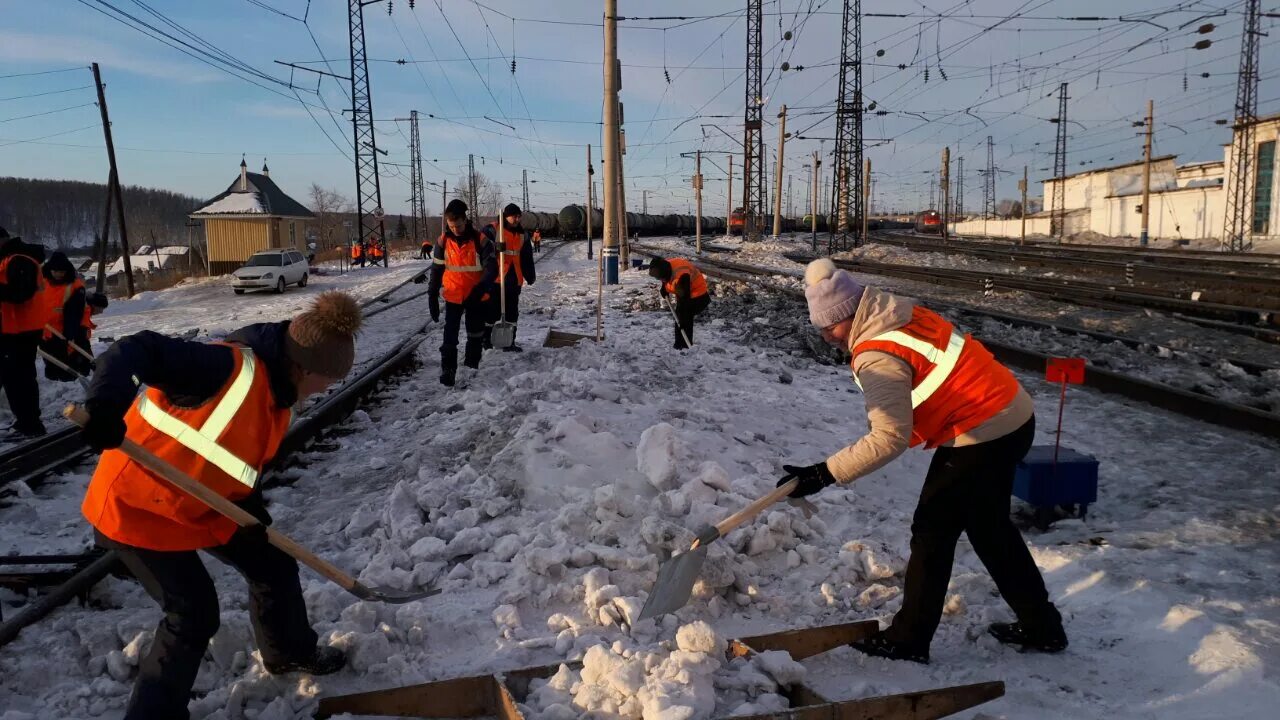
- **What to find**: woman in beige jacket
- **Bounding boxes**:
[780,259,1066,663]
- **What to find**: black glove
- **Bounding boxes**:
[412,271,427,284]
[81,407,127,451]
[232,493,272,544]
[659,286,670,299]
[428,293,440,322]
[778,463,837,498]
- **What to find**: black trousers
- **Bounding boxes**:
[672,293,711,349]
[0,330,42,429]
[441,299,487,372]
[103,529,317,720]
[40,334,91,382]
[885,416,1055,649]
[488,281,522,326]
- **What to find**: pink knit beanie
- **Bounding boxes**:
[804,258,865,327]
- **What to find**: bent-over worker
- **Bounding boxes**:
[648,256,710,349]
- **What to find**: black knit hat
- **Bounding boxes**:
[648,257,672,280]
[503,203,522,218]
[444,198,468,219]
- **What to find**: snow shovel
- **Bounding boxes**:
[490,217,516,349]
[665,296,693,348]
[638,477,798,620]
[37,347,89,390]
[64,405,439,605]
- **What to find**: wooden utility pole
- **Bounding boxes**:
[586,144,594,259]
[772,105,787,238]
[694,150,704,254]
[726,155,734,235]
[92,63,134,297]
[1019,166,1028,245]
[941,147,950,240]
[602,0,621,284]
[862,158,871,244]
[810,151,820,253]
[1139,99,1154,247]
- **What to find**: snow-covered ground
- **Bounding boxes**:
[1,242,1278,719]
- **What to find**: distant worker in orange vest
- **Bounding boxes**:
[38,251,88,382]
[484,203,536,352]
[350,241,365,268]
[532,229,542,253]
[428,199,497,386]
[0,227,49,438]
[369,241,385,267]
[419,235,433,259]
[77,291,362,719]
[779,258,1065,664]
[647,256,710,350]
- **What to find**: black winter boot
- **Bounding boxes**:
[987,621,1068,653]
[849,632,929,664]
[265,646,346,676]
[440,368,455,387]
[502,325,523,352]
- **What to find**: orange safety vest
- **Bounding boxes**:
[370,244,384,259]
[351,244,363,260]
[851,305,1019,449]
[82,307,97,340]
[497,224,526,287]
[664,258,709,299]
[435,232,487,305]
[41,277,85,338]
[0,253,47,335]
[82,345,292,551]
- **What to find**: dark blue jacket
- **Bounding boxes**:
[86,322,298,423]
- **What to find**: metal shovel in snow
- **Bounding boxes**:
[665,296,693,348]
[638,477,798,620]
[490,215,516,350]
[64,405,439,604]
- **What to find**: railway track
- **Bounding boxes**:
[631,244,1280,441]
[901,231,1280,270]
[0,280,435,646]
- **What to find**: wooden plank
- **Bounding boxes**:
[492,676,530,720]
[731,681,1005,720]
[737,621,880,660]
[315,673,497,719]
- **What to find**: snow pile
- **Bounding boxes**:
[522,621,802,720]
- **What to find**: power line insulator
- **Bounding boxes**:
[664,69,671,83]
[387,1,392,15]
[781,61,790,71]
[511,59,516,74]
[1197,23,1215,33]
[1193,39,1212,50]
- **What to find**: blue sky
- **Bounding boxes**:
[2,1,1276,218]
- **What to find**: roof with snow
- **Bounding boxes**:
[190,171,313,219]
[1041,155,1177,184]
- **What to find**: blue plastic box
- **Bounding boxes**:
[1013,445,1099,522]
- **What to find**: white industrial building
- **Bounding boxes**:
[951,114,1280,249]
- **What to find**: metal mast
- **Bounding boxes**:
[348,0,387,263]
[828,0,863,252]
[985,135,997,220]
[408,110,426,245]
[742,0,765,241]
[956,156,964,218]
[1052,83,1068,241]
[1223,0,1262,252]
[522,169,530,211]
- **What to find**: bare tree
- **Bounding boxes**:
[308,184,351,249]
[452,171,502,222]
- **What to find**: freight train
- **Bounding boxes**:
[555,205,728,239]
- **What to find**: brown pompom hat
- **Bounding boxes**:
[286,291,362,378]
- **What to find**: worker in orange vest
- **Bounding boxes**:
[532,229,542,253]
[350,241,365,268]
[38,251,88,382]
[778,259,1064,664]
[647,256,710,349]
[368,241,385,267]
[77,291,361,719]
[419,236,433,259]
[427,199,496,386]
[484,204,536,352]
[0,227,49,438]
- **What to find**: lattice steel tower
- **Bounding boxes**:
[956,156,964,218]
[1224,0,1262,252]
[1051,83,1068,240]
[984,136,996,219]
[348,0,386,260]
[742,0,765,241]
[828,0,863,252]
[408,110,426,244]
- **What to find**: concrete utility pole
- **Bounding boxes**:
[619,128,629,271]
[586,144,594,259]
[694,150,704,254]
[522,169,529,211]
[862,158,871,243]
[642,189,648,214]
[810,151,820,253]
[92,62,134,297]
[602,0,621,284]
[1140,98,1154,247]
[1019,166,1028,245]
[468,154,477,215]
[787,174,794,220]
[772,105,787,239]
[941,147,950,240]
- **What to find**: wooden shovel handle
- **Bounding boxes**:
[45,325,96,363]
[64,405,364,595]
[714,478,798,538]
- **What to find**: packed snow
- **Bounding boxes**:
[1,240,1277,719]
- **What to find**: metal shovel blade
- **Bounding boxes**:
[350,581,442,605]
[490,321,516,349]
[637,544,709,620]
